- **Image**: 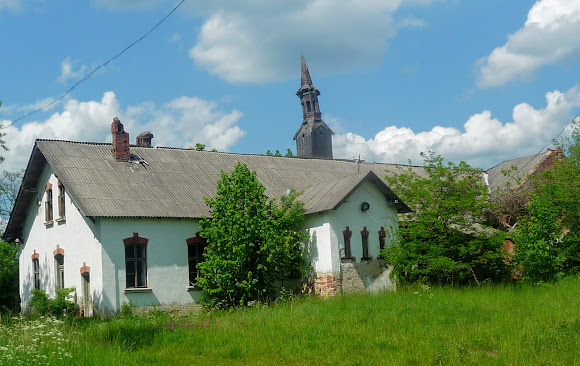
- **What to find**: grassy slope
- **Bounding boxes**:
[3,277,580,365]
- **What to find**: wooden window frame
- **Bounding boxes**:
[55,254,64,290]
[123,233,149,289]
[186,233,207,288]
[57,183,65,219]
[45,188,53,222]
[33,258,40,290]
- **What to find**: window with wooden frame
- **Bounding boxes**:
[55,254,64,290]
[186,233,207,288]
[361,226,370,260]
[45,185,53,222]
[123,233,148,288]
[57,183,65,219]
[33,258,40,290]
[342,226,353,259]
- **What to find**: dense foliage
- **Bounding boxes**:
[0,240,19,312]
[514,122,580,282]
[29,288,75,317]
[384,152,509,285]
[198,163,308,308]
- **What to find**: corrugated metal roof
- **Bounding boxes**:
[485,151,552,191]
[6,140,413,240]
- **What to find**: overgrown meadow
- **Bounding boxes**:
[2,277,580,365]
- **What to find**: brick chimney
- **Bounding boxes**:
[111,117,130,161]
[136,131,154,147]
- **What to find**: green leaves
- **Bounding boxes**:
[384,152,508,286]
[198,163,308,308]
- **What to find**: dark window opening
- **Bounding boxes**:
[378,227,386,258]
[45,189,53,222]
[58,184,65,218]
[55,254,64,290]
[125,244,147,288]
[306,101,311,112]
[343,226,353,259]
[361,227,370,260]
[33,258,40,290]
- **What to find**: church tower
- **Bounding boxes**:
[294,55,334,159]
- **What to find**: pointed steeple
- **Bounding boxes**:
[293,55,334,159]
[300,54,313,88]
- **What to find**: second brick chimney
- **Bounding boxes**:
[136,131,154,147]
[111,117,130,161]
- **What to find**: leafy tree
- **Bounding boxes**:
[0,240,19,312]
[285,149,294,157]
[198,163,308,308]
[514,122,580,282]
[384,152,509,285]
[264,150,273,156]
[194,143,206,151]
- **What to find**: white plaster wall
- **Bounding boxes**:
[98,218,202,314]
[303,180,399,293]
[18,165,103,313]
[328,180,399,262]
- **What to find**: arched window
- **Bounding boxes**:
[123,233,148,288]
[54,245,65,290]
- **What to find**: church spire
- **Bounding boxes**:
[293,55,334,159]
[300,54,314,88]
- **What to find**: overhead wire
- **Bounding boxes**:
[2,0,186,128]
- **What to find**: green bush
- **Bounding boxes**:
[0,240,19,312]
[30,288,75,317]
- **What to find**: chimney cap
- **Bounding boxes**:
[137,131,154,138]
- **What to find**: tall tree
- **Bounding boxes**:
[514,122,580,282]
[384,152,508,285]
[198,163,308,308]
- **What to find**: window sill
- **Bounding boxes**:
[124,287,152,293]
[56,216,66,223]
[44,220,54,227]
[341,257,355,263]
[187,286,202,291]
[361,257,373,261]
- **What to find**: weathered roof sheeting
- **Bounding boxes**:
[5,140,413,241]
[485,151,554,191]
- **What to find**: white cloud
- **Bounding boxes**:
[58,58,87,83]
[476,0,580,88]
[333,86,580,168]
[2,92,245,172]
[189,0,402,83]
[170,32,181,42]
[397,16,427,29]
[0,0,42,12]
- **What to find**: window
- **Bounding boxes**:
[58,183,65,218]
[306,101,311,112]
[123,233,149,288]
[361,226,370,260]
[187,233,207,287]
[378,227,386,259]
[343,226,352,259]
[33,258,40,290]
[45,188,53,222]
[55,254,64,290]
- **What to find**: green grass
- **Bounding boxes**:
[2,278,580,365]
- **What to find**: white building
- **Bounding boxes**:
[5,122,412,315]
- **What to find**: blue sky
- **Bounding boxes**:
[1,0,579,172]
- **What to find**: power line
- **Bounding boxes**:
[3,0,186,128]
